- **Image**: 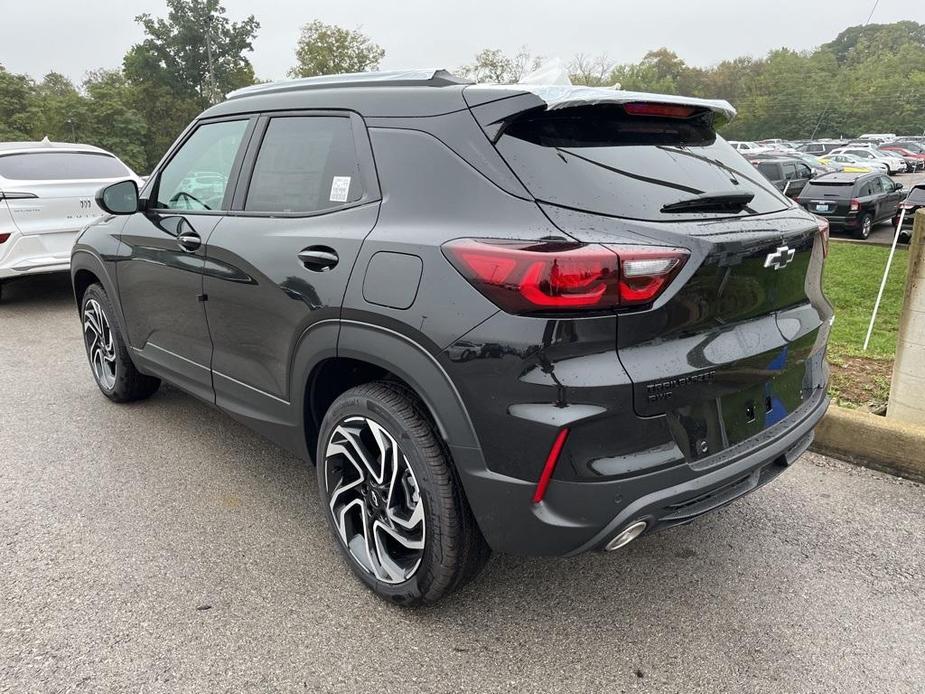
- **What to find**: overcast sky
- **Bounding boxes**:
[2,0,924,83]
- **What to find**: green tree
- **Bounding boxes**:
[26,72,87,143]
[457,47,543,84]
[289,20,385,78]
[0,65,34,140]
[82,70,148,173]
[123,0,258,169]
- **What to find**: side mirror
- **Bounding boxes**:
[894,182,905,192]
[96,179,139,215]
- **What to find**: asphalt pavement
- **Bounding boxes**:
[1,273,923,693]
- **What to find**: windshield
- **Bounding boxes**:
[495,105,788,221]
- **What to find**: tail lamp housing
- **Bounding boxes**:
[442,239,688,314]
[849,198,861,212]
[0,233,10,245]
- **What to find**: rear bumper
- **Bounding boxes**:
[0,231,77,279]
[455,388,828,556]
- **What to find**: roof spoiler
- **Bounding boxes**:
[464,84,736,140]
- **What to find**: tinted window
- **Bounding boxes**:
[155,119,248,211]
[797,163,812,177]
[495,105,787,221]
[878,176,894,193]
[0,152,130,180]
[756,162,780,179]
[245,116,362,214]
[908,187,925,203]
[782,163,797,179]
[801,181,853,198]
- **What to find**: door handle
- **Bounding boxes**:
[177,230,201,252]
[298,247,338,271]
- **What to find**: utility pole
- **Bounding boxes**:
[204,12,219,104]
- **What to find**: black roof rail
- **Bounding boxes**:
[226,69,470,100]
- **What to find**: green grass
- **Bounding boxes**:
[823,241,908,360]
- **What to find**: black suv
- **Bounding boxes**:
[796,171,905,239]
[72,70,832,604]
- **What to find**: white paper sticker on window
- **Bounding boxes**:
[329,176,351,203]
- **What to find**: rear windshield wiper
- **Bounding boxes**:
[660,191,755,214]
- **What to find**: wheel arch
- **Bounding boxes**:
[71,250,118,314]
[294,320,481,462]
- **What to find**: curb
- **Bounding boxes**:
[810,405,925,483]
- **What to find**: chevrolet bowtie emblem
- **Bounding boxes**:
[764,245,795,271]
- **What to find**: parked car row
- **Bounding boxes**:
[733,134,924,241]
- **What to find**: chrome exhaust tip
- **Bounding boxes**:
[604,520,648,551]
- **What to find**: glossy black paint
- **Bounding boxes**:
[72,80,832,557]
[795,172,904,232]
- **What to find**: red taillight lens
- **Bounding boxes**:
[442,239,688,314]
[815,216,829,258]
[623,102,698,119]
[849,198,860,212]
[0,233,10,244]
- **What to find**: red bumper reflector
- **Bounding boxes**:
[532,428,570,504]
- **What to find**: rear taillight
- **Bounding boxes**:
[442,239,688,314]
[0,233,10,244]
[815,216,829,258]
[849,198,861,212]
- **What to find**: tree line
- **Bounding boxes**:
[1,0,922,173]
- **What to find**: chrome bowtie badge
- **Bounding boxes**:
[764,245,795,271]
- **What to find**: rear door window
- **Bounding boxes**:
[0,152,130,180]
[494,104,788,221]
[244,115,363,214]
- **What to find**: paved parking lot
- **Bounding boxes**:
[1,273,924,693]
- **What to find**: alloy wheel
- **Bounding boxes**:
[83,298,117,390]
[862,216,872,238]
[323,416,425,584]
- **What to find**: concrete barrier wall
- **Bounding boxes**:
[888,209,925,426]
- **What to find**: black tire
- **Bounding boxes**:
[316,381,490,605]
[81,283,160,402]
[854,213,873,240]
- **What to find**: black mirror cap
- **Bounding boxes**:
[894,182,905,191]
[96,179,139,215]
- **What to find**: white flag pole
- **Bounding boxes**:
[863,207,907,351]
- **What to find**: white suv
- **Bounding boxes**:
[0,140,139,299]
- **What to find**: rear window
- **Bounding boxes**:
[755,162,780,179]
[0,152,130,180]
[245,115,363,214]
[800,180,854,198]
[908,187,925,203]
[495,105,788,221]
